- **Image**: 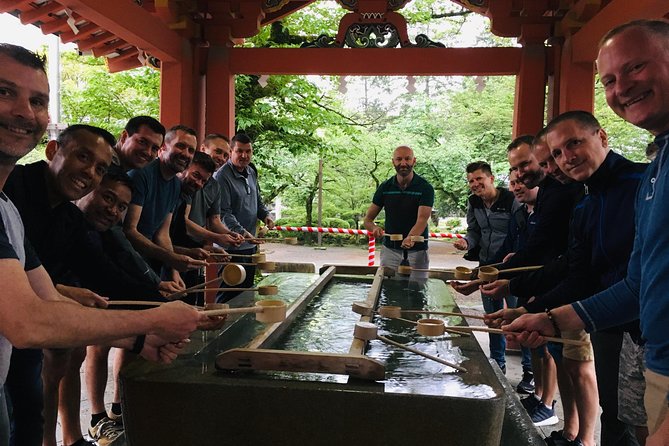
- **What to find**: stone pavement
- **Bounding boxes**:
[59,241,599,444]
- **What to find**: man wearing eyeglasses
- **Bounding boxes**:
[213,133,274,302]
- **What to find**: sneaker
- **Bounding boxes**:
[530,401,559,426]
[516,370,535,394]
[520,393,540,413]
[89,417,126,446]
[108,410,123,426]
[545,431,583,446]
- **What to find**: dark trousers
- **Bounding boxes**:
[591,331,640,446]
[6,348,43,446]
[216,247,257,303]
[180,268,204,306]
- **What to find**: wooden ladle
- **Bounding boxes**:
[415,319,588,346]
[201,299,287,323]
[185,285,279,296]
[377,305,485,321]
[477,265,543,282]
[353,322,467,372]
[351,303,470,336]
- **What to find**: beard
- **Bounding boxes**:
[395,165,413,177]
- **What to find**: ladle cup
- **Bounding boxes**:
[477,265,543,282]
[454,266,474,280]
[353,322,467,372]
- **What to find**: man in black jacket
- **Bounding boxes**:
[453,161,519,373]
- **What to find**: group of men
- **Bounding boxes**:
[0,43,275,446]
[364,18,669,446]
[1,15,669,446]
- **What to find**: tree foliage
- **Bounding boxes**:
[24,0,650,236]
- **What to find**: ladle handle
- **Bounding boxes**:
[186,288,258,293]
[498,265,543,274]
[448,326,588,346]
[401,310,486,320]
[202,307,262,317]
[164,275,222,300]
[376,335,467,372]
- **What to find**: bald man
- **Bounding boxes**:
[364,146,435,281]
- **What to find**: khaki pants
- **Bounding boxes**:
[644,369,669,434]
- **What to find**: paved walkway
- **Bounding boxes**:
[60,241,592,444]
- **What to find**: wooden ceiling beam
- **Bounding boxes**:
[77,31,114,51]
[60,22,100,43]
[107,56,143,73]
[19,1,65,24]
[0,0,32,14]
[92,41,129,58]
[56,0,185,62]
[39,13,81,35]
[571,0,669,62]
[229,47,522,76]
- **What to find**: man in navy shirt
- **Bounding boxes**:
[364,145,434,281]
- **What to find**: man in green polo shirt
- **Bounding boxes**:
[364,145,435,280]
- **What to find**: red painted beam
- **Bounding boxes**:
[19,1,64,24]
[77,31,114,51]
[56,0,184,62]
[228,47,522,76]
[571,0,669,62]
[107,56,143,73]
[0,0,32,14]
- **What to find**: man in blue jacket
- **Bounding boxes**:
[506,20,669,446]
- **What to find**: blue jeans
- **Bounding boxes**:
[481,293,506,370]
[481,294,532,372]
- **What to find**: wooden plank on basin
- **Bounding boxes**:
[215,348,385,381]
[319,264,394,276]
[349,266,385,355]
[246,266,337,349]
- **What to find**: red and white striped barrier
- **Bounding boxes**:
[274,225,369,235]
[274,225,375,266]
[429,232,464,239]
[272,226,462,266]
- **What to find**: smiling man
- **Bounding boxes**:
[124,125,207,286]
[113,116,165,171]
[214,133,275,302]
[0,44,205,446]
[364,145,434,282]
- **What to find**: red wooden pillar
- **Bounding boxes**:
[512,25,548,137]
[159,42,197,129]
[204,45,236,139]
[557,35,595,114]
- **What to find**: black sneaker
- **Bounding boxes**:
[545,431,583,446]
[520,394,540,413]
[516,370,535,394]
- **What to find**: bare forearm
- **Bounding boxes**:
[186,219,225,245]
[551,305,586,332]
[125,228,173,263]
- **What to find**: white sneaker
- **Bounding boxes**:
[89,417,126,446]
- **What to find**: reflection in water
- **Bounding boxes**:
[270,277,495,399]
